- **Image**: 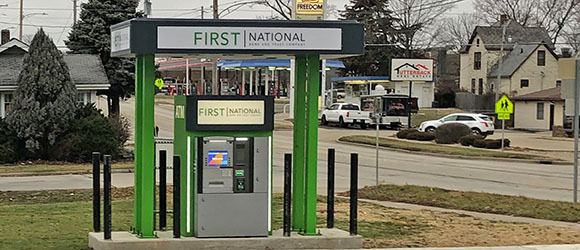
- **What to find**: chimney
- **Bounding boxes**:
[500,15,508,25]
[561,48,571,58]
[1,29,9,45]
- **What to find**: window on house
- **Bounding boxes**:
[537,50,546,66]
[520,79,529,88]
[76,92,92,106]
[474,52,481,70]
[476,39,480,47]
[478,78,483,95]
[556,80,562,87]
[4,93,12,114]
[537,102,544,120]
[471,79,476,93]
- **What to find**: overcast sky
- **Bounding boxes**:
[0,0,474,48]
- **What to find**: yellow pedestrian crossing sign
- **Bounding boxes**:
[155,78,164,89]
[495,95,513,120]
[495,96,513,114]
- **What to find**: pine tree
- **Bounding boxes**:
[6,29,78,159]
[341,0,405,76]
[66,0,142,117]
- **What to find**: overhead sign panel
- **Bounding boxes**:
[157,26,341,51]
[391,59,433,81]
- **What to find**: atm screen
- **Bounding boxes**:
[207,151,229,167]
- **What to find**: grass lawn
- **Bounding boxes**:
[274,99,290,104]
[339,135,549,160]
[0,161,134,175]
[0,188,419,249]
[348,184,580,222]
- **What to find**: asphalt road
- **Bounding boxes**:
[0,98,577,203]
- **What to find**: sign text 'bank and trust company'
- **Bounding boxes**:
[157,26,342,50]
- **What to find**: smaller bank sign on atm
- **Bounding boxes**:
[186,96,275,131]
[198,100,265,125]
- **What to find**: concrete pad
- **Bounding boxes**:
[88,228,362,250]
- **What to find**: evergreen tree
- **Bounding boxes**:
[341,0,405,76]
[6,29,78,159]
[65,0,142,117]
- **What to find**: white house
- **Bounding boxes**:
[0,30,110,118]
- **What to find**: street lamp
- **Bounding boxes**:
[20,12,48,40]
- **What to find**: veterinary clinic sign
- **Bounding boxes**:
[296,0,324,15]
[391,59,433,81]
[197,100,265,125]
[157,26,341,51]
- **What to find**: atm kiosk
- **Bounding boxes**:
[173,95,274,238]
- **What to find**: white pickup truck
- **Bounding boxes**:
[320,103,370,129]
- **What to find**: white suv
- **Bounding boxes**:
[418,113,494,137]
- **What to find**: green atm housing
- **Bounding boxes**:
[173,95,274,237]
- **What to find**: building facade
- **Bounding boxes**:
[459,20,558,97]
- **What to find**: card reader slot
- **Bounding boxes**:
[208,181,225,186]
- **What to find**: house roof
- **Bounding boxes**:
[460,22,554,53]
[512,87,562,101]
[0,38,29,54]
[488,44,538,78]
[0,53,109,87]
[63,54,109,84]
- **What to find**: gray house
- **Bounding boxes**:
[0,30,110,118]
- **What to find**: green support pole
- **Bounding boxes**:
[140,54,156,238]
[133,55,143,234]
[292,56,307,232]
[303,54,320,235]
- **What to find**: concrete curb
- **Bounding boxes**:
[336,139,572,165]
[0,168,134,178]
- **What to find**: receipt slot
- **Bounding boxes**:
[173,95,274,238]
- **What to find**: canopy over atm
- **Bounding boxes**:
[111,18,364,59]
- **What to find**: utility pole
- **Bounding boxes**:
[212,0,219,95]
[495,20,511,102]
[73,0,77,24]
[19,0,23,40]
[144,0,152,17]
[201,6,204,19]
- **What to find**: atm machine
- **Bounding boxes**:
[173,95,274,238]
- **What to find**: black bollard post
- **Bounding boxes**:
[103,155,112,240]
[349,153,358,236]
[283,153,292,237]
[327,148,335,228]
[92,152,101,233]
[173,156,181,238]
[159,150,167,230]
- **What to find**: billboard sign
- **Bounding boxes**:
[391,59,433,81]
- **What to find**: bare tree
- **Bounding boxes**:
[474,0,580,43]
[389,0,460,54]
[436,13,483,52]
[562,9,580,54]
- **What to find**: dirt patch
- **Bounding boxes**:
[323,200,580,248]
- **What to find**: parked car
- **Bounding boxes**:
[418,113,495,137]
[321,103,370,129]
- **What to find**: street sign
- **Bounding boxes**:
[497,113,510,120]
[155,78,164,89]
[495,95,513,114]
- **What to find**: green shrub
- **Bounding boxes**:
[459,135,484,146]
[53,104,127,162]
[502,138,511,147]
[0,118,20,164]
[414,132,436,141]
[472,139,487,148]
[406,132,419,140]
[435,123,470,144]
[485,139,502,149]
[396,129,417,139]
